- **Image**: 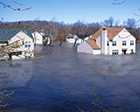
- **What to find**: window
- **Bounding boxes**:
[25,44,31,48]
[112,50,118,55]
[112,41,116,46]
[131,49,134,54]
[25,45,28,48]
[22,41,24,45]
[122,41,126,46]
[107,41,109,46]
[130,41,134,45]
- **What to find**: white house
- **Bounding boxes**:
[77,27,136,55]
[66,34,83,46]
[84,35,92,41]
[9,31,34,59]
[32,32,52,46]
[32,31,44,45]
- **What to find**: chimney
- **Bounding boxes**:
[101,27,107,39]
[101,27,108,54]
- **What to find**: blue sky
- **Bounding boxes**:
[0,0,140,23]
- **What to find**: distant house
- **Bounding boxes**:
[0,29,34,60]
[66,34,83,46]
[32,31,44,45]
[32,32,52,46]
[42,33,52,46]
[84,35,92,41]
[77,27,136,55]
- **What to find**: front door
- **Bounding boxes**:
[122,49,127,55]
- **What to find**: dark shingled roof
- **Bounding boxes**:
[0,29,33,41]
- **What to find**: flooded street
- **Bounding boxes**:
[0,43,140,112]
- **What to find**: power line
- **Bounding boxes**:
[0,1,32,12]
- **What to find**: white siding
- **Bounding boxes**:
[93,49,101,55]
[107,28,136,55]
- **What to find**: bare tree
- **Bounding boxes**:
[126,18,137,28]
[112,0,140,27]
[70,21,92,39]
[103,17,114,27]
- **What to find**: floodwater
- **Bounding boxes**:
[0,43,140,112]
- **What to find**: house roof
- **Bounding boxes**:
[87,39,100,49]
[88,27,124,49]
[92,27,123,40]
[0,29,32,41]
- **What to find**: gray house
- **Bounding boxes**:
[0,29,34,60]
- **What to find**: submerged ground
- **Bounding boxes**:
[0,43,140,112]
